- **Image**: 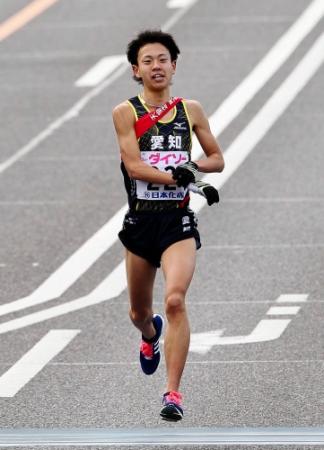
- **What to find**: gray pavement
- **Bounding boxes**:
[0,0,323,448]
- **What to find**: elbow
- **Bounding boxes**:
[124,161,141,180]
[219,157,225,172]
[217,155,225,172]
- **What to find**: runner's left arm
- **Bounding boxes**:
[186,100,225,173]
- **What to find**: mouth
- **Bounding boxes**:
[151,73,165,81]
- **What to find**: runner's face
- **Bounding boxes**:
[133,43,176,90]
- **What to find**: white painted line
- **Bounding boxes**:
[75,55,126,87]
[0,62,127,176]
[0,427,323,446]
[203,0,324,143]
[167,0,196,9]
[267,306,301,315]
[0,0,320,317]
[0,205,128,318]
[0,330,79,397]
[0,0,322,175]
[0,0,199,175]
[162,0,198,30]
[0,262,126,334]
[276,294,309,303]
[0,33,323,333]
[192,32,324,211]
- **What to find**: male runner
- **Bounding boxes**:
[112,30,224,421]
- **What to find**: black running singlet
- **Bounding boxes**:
[121,95,193,211]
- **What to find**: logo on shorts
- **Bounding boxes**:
[182,216,190,225]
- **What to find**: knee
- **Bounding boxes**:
[129,308,152,326]
[165,289,186,319]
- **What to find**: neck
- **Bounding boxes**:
[141,88,171,108]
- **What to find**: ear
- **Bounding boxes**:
[171,60,177,75]
[132,64,139,78]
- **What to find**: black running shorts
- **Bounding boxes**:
[118,208,201,268]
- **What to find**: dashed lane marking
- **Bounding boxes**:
[75,55,126,87]
[276,294,309,303]
[167,0,196,9]
[267,306,301,315]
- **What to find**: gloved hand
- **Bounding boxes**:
[189,180,219,205]
[172,161,198,187]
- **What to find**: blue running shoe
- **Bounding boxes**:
[160,391,183,421]
[140,314,164,375]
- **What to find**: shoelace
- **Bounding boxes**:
[140,341,153,359]
[164,391,182,405]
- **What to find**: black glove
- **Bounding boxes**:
[172,161,198,187]
[190,181,219,205]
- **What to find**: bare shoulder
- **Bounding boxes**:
[183,99,206,126]
[183,99,203,111]
[112,101,135,130]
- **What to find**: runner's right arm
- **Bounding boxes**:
[112,102,175,185]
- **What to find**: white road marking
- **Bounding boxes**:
[267,306,301,315]
[204,0,324,141]
[276,294,309,303]
[189,320,291,353]
[195,32,324,211]
[0,33,323,333]
[188,294,307,352]
[0,330,79,397]
[0,262,126,334]
[0,0,200,176]
[0,427,323,446]
[167,0,196,9]
[0,205,127,318]
[0,62,127,176]
[0,0,321,320]
[75,55,126,87]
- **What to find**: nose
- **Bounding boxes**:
[152,59,161,70]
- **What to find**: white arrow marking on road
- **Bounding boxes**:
[75,55,126,87]
[0,330,80,397]
[189,320,291,353]
[189,294,308,352]
[0,1,322,319]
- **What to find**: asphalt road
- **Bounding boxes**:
[0,0,323,449]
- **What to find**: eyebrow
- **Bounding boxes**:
[141,53,169,59]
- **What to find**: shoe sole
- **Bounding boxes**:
[160,405,183,422]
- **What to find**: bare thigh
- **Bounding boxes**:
[125,250,157,313]
[161,238,197,297]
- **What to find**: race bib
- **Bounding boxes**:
[136,150,189,200]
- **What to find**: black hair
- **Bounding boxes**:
[126,29,180,83]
